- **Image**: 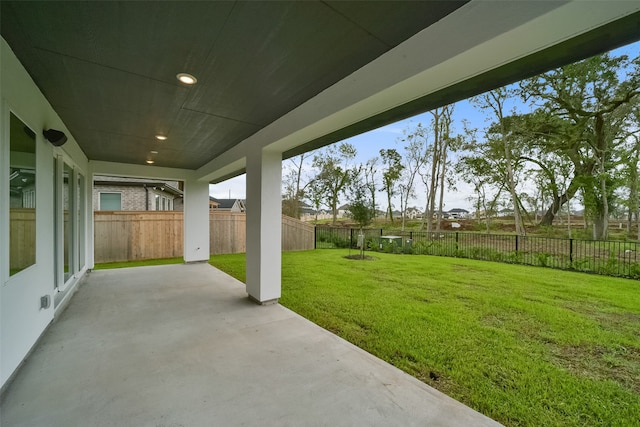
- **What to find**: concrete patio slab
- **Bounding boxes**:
[0,263,501,426]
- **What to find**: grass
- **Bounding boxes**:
[210,250,640,427]
[93,256,184,270]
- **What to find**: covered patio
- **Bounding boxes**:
[2,2,640,423]
[1,263,499,426]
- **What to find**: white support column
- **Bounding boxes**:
[86,167,95,270]
[183,179,210,263]
[246,148,282,304]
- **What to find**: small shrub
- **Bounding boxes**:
[572,257,592,272]
[601,254,623,276]
[332,235,350,248]
[627,262,640,279]
[536,252,551,267]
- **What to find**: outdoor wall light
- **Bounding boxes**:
[43,129,67,146]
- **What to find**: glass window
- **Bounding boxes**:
[100,193,121,211]
[63,163,73,281]
[9,113,36,276]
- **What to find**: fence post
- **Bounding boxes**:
[515,234,519,254]
[455,232,459,252]
[569,238,573,268]
[314,226,317,249]
[350,228,354,248]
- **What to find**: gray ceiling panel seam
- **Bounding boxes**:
[32,45,181,88]
[319,0,392,49]
[179,108,264,128]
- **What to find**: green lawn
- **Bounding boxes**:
[210,250,640,427]
[93,257,184,270]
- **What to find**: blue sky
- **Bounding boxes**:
[210,41,640,213]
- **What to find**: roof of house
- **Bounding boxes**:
[448,208,469,213]
[93,176,183,196]
[212,198,245,209]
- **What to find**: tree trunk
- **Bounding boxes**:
[426,114,440,234]
[539,181,579,226]
[628,146,638,238]
[436,141,448,232]
[400,191,406,231]
[594,114,609,240]
[502,134,525,236]
[593,217,606,240]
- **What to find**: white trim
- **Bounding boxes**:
[1,100,9,285]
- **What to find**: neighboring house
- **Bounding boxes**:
[297,202,332,222]
[404,206,423,220]
[337,204,351,218]
[93,176,183,211]
[497,209,514,217]
[447,208,470,219]
[209,197,220,210]
[211,198,246,212]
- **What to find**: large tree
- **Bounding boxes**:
[312,143,357,225]
[472,89,527,235]
[362,156,380,220]
[457,145,507,233]
[519,52,640,239]
[282,152,311,219]
[398,125,428,230]
[421,105,455,233]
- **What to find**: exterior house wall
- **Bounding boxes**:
[1,37,91,389]
[94,185,147,211]
[404,208,422,220]
[93,184,177,211]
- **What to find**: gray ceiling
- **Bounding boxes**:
[1,0,468,169]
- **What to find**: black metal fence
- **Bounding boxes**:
[315,227,640,279]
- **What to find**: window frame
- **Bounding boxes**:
[98,191,122,211]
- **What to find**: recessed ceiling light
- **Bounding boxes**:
[177,73,197,85]
[150,150,158,154]
[155,135,167,141]
[146,160,155,165]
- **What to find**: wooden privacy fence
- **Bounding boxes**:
[94,211,315,263]
[210,212,246,254]
[9,208,36,272]
[94,211,183,263]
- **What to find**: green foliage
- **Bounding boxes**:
[349,182,374,231]
[535,252,552,267]
[94,257,183,270]
[379,148,404,222]
[312,142,357,224]
[211,251,640,427]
